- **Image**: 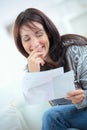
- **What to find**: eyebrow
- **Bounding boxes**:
[36,29,44,34]
[21,35,30,39]
[21,29,44,37]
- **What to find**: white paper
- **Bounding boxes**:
[22,67,75,105]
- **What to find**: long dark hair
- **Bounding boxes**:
[13,8,61,61]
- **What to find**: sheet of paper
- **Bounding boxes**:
[23,67,64,88]
[22,67,75,105]
[52,70,75,99]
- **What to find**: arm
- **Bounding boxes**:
[75,53,87,109]
[66,45,87,109]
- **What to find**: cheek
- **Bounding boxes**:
[22,43,30,53]
[45,40,49,50]
[41,38,49,47]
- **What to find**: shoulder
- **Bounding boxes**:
[66,45,87,64]
[66,45,87,55]
[61,34,87,60]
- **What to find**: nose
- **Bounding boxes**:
[30,37,39,50]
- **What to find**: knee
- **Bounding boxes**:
[42,109,53,122]
[42,107,61,123]
[42,107,59,123]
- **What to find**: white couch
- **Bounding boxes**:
[0,81,51,130]
[0,81,80,130]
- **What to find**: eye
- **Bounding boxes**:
[36,31,43,37]
[22,36,30,42]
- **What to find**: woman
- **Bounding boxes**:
[13,8,87,130]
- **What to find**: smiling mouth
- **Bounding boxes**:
[38,45,44,50]
[29,45,45,52]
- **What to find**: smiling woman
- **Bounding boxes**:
[13,8,87,130]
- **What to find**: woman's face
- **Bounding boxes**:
[20,21,50,60]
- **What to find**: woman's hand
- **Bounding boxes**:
[27,48,45,72]
[65,89,85,104]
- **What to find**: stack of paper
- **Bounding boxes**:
[22,67,75,105]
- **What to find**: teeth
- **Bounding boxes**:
[38,45,43,49]
[39,46,42,48]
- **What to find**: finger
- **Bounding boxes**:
[28,57,45,72]
[29,51,43,59]
[66,93,84,100]
[36,57,45,66]
[67,89,84,97]
[29,47,43,56]
[66,93,84,104]
[72,95,84,104]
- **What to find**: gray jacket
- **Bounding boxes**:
[66,45,87,109]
